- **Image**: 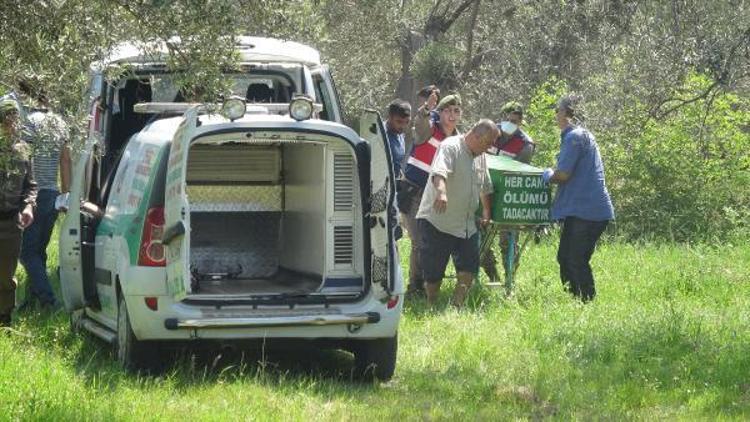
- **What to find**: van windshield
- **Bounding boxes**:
[118,64,302,105]
[146,71,297,104]
[103,64,305,167]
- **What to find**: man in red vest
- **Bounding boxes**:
[398,93,462,296]
[481,101,535,283]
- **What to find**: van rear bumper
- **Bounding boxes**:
[164,312,380,330]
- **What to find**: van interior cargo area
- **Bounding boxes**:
[184,139,361,298]
[189,212,321,295]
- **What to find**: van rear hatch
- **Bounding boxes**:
[161,112,376,306]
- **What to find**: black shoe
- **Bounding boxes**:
[406,286,425,298]
[0,314,10,327]
[16,299,35,312]
[40,300,62,313]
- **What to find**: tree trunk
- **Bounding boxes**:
[395,29,426,150]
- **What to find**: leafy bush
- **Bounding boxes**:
[518,74,750,243]
[608,73,750,242]
[411,41,462,89]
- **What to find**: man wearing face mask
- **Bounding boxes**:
[399,93,462,297]
[480,102,535,283]
[491,102,535,163]
[0,98,37,326]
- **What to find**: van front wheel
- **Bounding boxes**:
[116,295,157,371]
[352,334,398,381]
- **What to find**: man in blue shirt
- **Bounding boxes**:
[542,95,614,302]
[385,99,411,241]
[385,99,410,177]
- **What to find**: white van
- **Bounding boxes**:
[59,37,402,380]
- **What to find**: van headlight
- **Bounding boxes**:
[221,97,246,121]
[289,95,314,121]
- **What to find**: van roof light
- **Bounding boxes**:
[289,95,314,121]
[221,97,246,121]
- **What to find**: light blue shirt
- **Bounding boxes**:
[551,126,614,221]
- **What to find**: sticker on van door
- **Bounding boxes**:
[359,110,396,296]
[119,144,159,215]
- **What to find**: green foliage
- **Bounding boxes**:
[1,0,748,242]
[411,41,462,88]
[610,73,750,242]
[524,77,568,166]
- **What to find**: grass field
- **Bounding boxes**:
[1,231,749,420]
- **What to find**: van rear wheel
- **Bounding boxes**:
[116,295,158,371]
[352,333,398,381]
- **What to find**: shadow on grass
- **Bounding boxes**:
[165,341,360,384]
[402,278,511,317]
[13,306,389,389]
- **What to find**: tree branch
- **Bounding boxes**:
[461,0,481,78]
[423,0,477,40]
[649,80,721,120]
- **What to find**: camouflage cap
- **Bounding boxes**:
[0,98,21,117]
[501,101,524,116]
[436,94,462,111]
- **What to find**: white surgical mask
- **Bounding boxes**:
[500,121,518,135]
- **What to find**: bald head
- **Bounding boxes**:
[466,119,500,155]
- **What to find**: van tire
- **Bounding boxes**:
[352,333,398,381]
[116,295,157,372]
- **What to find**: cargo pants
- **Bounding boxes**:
[0,217,22,317]
[480,229,519,283]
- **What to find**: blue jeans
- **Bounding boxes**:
[557,216,609,302]
[20,189,59,305]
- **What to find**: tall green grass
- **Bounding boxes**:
[2,230,749,420]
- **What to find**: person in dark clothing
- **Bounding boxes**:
[385,99,411,241]
[17,81,70,310]
[542,94,614,302]
[0,98,37,326]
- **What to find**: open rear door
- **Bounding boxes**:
[163,107,198,301]
[58,135,98,311]
[359,110,396,296]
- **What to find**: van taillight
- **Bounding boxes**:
[138,207,165,267]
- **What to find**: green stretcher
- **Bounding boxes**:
[480,154,553,293]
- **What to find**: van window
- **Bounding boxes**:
[312,73,334,121]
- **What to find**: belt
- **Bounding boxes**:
[0,210,18,220]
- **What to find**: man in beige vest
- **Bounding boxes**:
[415,119,498,307]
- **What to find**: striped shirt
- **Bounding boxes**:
[25,111,67,191]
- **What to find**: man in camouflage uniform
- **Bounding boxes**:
[0,98,37,326]
[480,101,536,283]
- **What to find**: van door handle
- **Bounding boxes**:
[162,221,186,245]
